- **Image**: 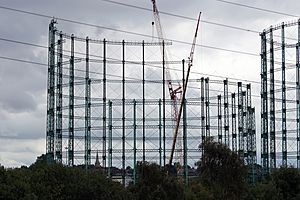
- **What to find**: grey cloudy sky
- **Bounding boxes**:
[0,0,299,167]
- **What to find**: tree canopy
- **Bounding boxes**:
[127,162,185,200]
[196,137,248,200]
[2,143,300,199]
[0,162,129,200]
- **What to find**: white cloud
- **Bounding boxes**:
[0,138,45,168]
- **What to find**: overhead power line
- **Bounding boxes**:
[0,5,259,57]
[0,55,48,67]
[0,54,262,98]
[100,0,298,41]
[0,36,261,85]
[215,0,299,18]
[0,37,292,97]
[2,35,295,87]
[100,0,259,34]
[0,37,47,49]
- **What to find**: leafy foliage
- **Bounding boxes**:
[249,167,300,200]
[184,179,214,200]
[197,138,248,200]
[128,162,184,200]
[2,148,300,199]
[0,162,130,200]
[271,167,300,199]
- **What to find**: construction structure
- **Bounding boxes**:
[46,20,257,184]
[151,0,184,166]
[260,19,300,175]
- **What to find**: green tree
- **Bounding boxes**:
[0,167,35,200]
[0,161,130,200]
[248,167,300,200]
[184,179,214,200]
[271,167,300,200]
[196,138,248,200]
[249,181,282,200]
[28,162,130,200]
[128,162,185,200]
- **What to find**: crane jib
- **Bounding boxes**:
[169,12,202,166]
[150,0,201,167]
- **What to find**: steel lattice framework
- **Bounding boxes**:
[261,19,300,175]
[46,20,256,184]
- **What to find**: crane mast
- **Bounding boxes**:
[151,0,183,164]
[151,0,181,101]
[169,12,202,166]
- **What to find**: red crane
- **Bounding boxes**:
[151,0,182,105]
[169,12,202,166]
[151,0,183,164]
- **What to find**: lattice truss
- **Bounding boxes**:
[261,19,300,174]
[46,20,256,176]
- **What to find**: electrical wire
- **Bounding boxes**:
[100,0,298,41]
[100,0,259,34]
[0,37,47,49]
[0,55,48,67]
[1,35,297,88]
[0,36,262,85]
[215,0,299,18]
[0,4,259,57]
[0,54,263,99]
[2,35,297,87]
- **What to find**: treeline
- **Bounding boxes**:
[1,140,300,200]
[0,162,128,200]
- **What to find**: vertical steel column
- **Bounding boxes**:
[46,20,56,163]
[238,82,243,158]
[142,41,146,163]
[122,40,126,185]
[85,37,91,169]
[55,32,63,163]
[232,93,237,152]
[242,91,247,163]
[281,23,287,167]
[201,77,205,145]
[108,100,113,178]
[218,95,222,143]
[162,41,166,166]
[261,31,269,175]
[133,99,137,184]
[224,79,229,147]
[183,98,188,184]
[182,59,188,184]
[68,34,75,166]
[297,20,300,168]
[249,107,257,183]
[269,27,276,169]
[102,39,107,169]
[246,84,252,166]
[205,78,210,137]
[159,99,162,167]
[252,108,257,182]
